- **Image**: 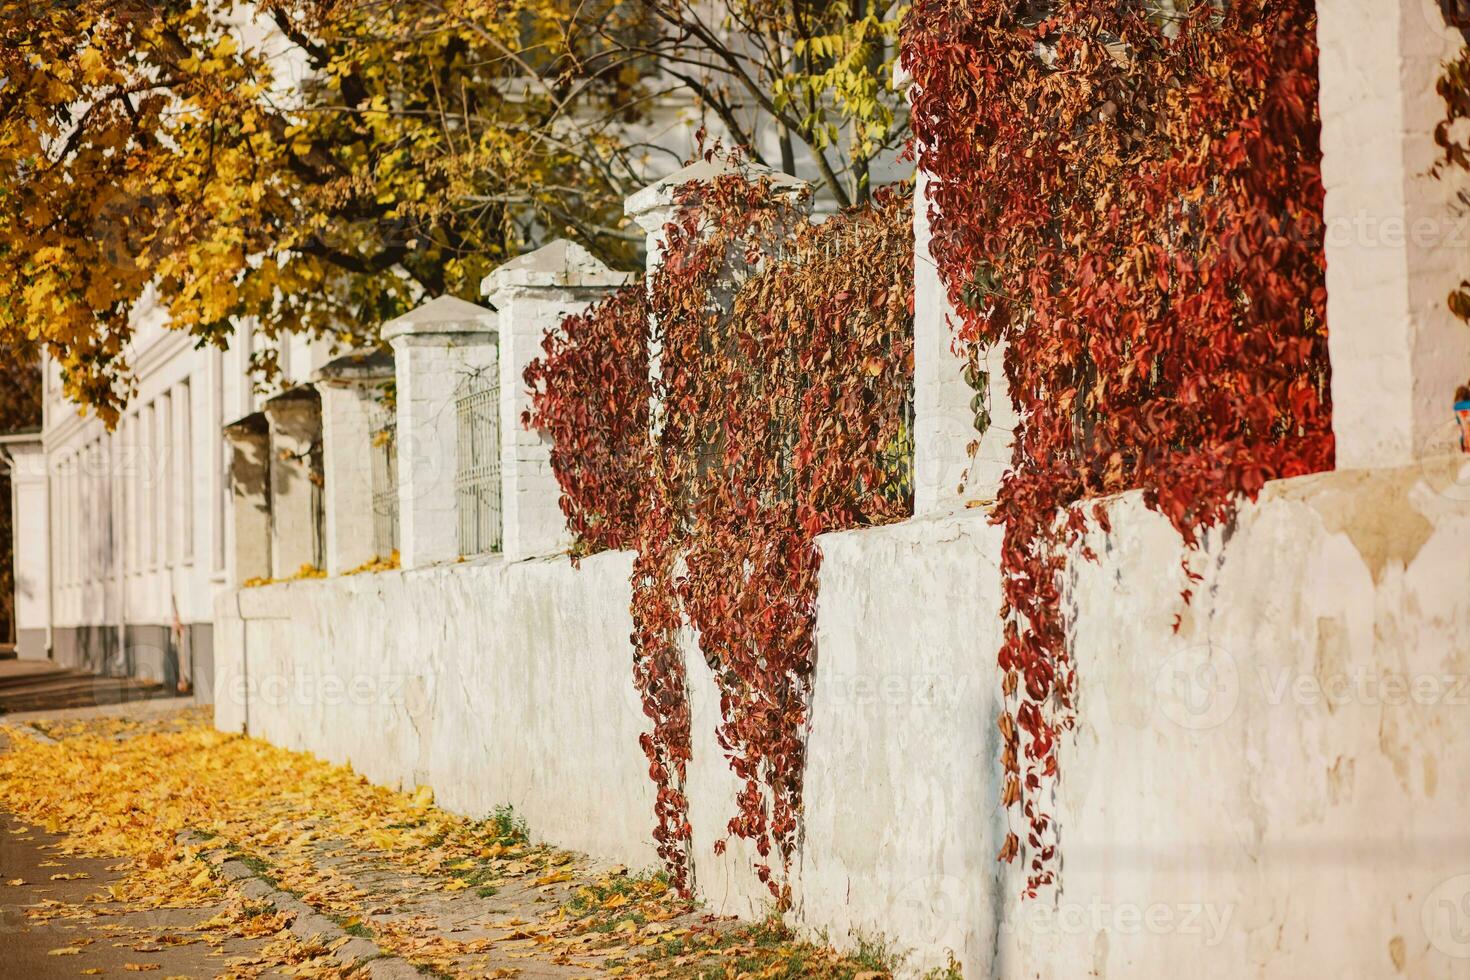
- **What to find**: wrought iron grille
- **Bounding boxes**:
[455,374,502,555]
[370,411,400,558]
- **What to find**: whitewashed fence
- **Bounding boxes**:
[215,53,1470,976]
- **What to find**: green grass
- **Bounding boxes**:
[852,932,901,974]
[329,913,375,939]
[564,867,669,919]
[484,804,530,844]
[919,957,964,980]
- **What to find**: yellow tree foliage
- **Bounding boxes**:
[1,0,908,422]
[0,0,629,422]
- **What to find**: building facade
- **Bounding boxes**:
[10,296,329,697]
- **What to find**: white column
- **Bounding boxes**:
[262,389,323,578]
[912,168,1015,511]
[314,350,394,573]
[383,296,499,569]
[6,441,50,659]
[484,240,632,562]
[1318,0,1470,467]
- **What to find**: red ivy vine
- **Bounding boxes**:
[903,0,1333,895]
[526,168,914,901]
[1435,1,1470,326]
[524,284,650,555]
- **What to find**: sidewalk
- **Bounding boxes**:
[0,658,172,715]
[0,704,922,980]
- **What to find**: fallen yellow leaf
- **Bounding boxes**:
[47,948,81,956]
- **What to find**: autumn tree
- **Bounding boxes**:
[1,0,907,421]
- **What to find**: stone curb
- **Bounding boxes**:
[12,723,59,745]
[176,830,420,979]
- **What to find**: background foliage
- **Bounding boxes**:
[1,0,908,422]
[903,0,1333,894]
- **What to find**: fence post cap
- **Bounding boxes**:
[481,239,631,300]
[311,347,395,387]
[222,410,269,443]
[260,385,323,435]
[624,158,809,233]
[381,295,498,344]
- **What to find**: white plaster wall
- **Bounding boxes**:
[214,549,660,870]
[215,456,1470,978]
[803,454,1470,979]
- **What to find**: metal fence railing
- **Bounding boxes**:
[455,374,502,556]
[370,411,400,558]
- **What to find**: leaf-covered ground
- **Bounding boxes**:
[0,707,933,979]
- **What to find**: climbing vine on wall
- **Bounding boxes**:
[525,167,914,900]
[903,0,1333,895]
[1435,2,1470,322]
[524,285,651,555]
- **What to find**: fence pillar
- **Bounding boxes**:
[3,439,49,658]
[626,159,811,442]
[484,240,631,562]
[1318,0,1470,467]
[313,349,395,574]
[222,413,272,584]
[911,168,1015,512]
[262,388,323,578]
[382,296,499,569]
[625,158,809,273]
